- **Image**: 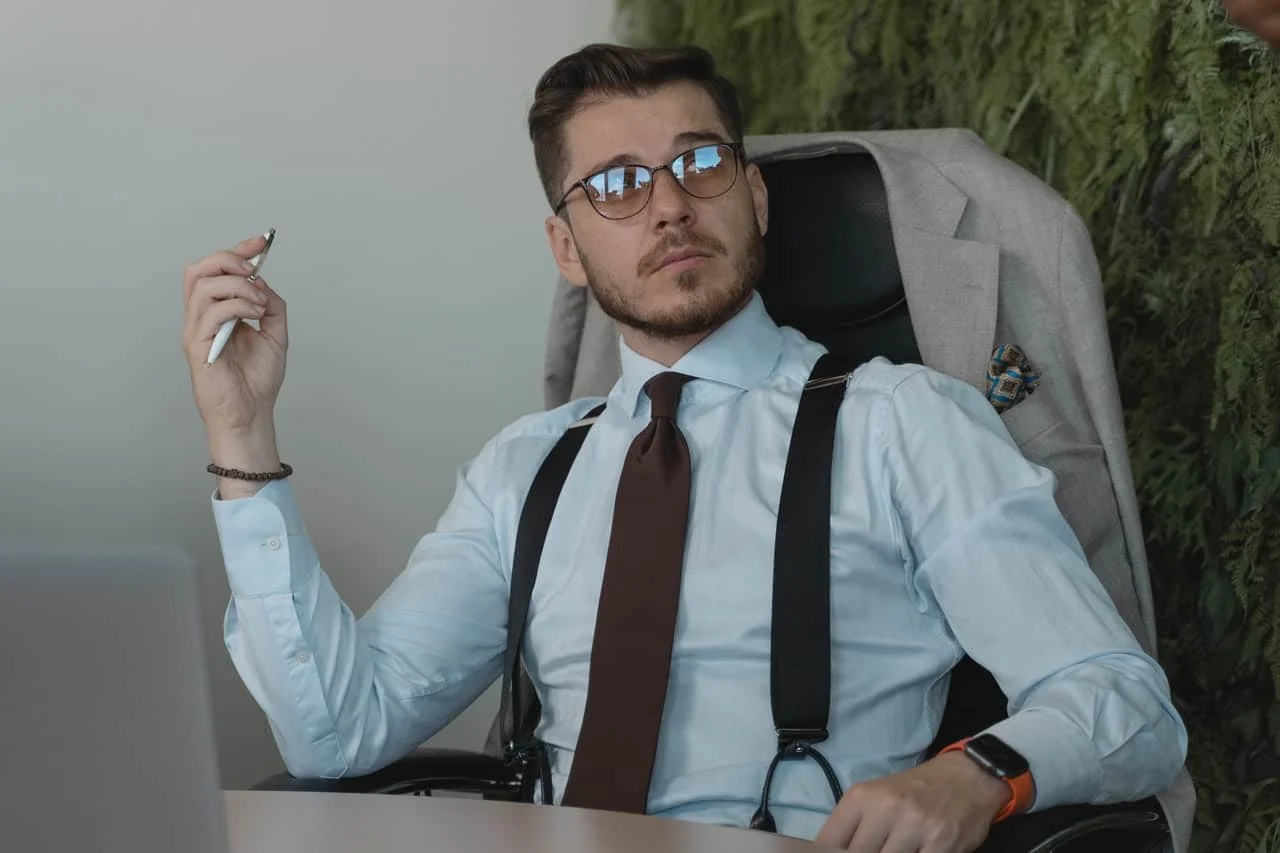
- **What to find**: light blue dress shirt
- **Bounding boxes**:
[213,292,1186,840]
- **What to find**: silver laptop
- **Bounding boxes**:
[0,545,227,853]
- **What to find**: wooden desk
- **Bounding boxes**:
[223,790,833,853]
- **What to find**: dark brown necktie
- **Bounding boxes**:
[560,371,693,813]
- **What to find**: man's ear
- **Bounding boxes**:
[545,214,588,287]
[745,162,769,237]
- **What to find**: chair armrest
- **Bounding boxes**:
[977,797,1168,853]
[250,748,526,800]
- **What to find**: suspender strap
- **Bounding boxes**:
[751,352,856,832]
[500,404,605,781]
[770,352,856,749]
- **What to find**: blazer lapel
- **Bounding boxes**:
[747,132,1000,392]
[859,139,999,392]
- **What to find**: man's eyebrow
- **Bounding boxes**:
[576,130,732,182]
[579,151,643,181]
[672,129,730,149]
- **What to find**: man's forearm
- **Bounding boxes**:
[982,652,1186,811]
[212,473,511,779]
[209,422,282,499]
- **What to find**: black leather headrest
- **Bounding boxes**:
[754,151,922,366]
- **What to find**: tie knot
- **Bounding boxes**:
[644,372,691,420]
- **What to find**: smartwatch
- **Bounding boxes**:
[939,733,1035,822]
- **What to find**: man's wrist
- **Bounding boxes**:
[208,424,282,499]
[209,423,279,466]
[935,751,1014,821]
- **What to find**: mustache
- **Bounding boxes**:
[637,230,727,276]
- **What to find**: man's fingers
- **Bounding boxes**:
[254,277,283,307]
[195,299,266,346]
[845,811,895,853]
[186,274,269,330]
[183,250,259,302]
[181,233,269,300]
[815,792,862,849]
[254,279,289,348]
[232,232,270,258]
[880,823,928,853]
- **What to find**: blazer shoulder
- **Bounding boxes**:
[933,132,1075,215]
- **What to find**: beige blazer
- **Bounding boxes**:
[539,129,1194,852]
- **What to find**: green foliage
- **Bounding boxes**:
[618,1,1280,850]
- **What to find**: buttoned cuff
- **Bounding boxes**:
[981,709,1101,812]
[211,479,318,598]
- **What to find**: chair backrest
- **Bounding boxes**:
[753,150,920,366]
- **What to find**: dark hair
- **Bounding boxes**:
[527,43,745,210]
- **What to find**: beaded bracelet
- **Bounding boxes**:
[206,462,293,481]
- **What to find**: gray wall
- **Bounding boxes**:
[0,0,616,787]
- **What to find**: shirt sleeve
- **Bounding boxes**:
[213,452,509,779]
[878,367,1188,811]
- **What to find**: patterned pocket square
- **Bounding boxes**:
[986,343,1040,413]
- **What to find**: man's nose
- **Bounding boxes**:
[647,168,696,229]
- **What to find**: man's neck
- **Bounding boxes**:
[619,328,715,367]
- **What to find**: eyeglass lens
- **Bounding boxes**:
[582,144,738,219]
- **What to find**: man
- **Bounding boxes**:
[182,43,1186,853]
[1224,0,1280,47]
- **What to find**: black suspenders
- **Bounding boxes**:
[500,352,856,824]
[753,351,854,829]
[499,401,606,804]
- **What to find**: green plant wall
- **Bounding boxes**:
[616,2,1280,850]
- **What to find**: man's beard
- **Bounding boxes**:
[581,219,766,342]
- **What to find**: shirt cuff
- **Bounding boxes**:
[981,709,1101,812]
[211,479,318,598]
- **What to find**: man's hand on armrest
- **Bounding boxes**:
[815,752,1023,852]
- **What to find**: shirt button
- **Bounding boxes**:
[294,651,311,664]
[266,537,282,551]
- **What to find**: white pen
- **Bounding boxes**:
[207,227,276,365]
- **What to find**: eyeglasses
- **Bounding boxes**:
[554,142,745,221]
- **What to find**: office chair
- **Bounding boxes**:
[256,133,1188,853]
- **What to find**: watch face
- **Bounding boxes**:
[966,734,1030,779]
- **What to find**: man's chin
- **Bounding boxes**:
[625,287,753,340]
[645,264,727,298]
[627,315,721,341]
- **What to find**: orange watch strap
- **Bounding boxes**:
[938,738,1034,823]
[996,770,1036,821]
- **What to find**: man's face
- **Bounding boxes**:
[545,82,769,344]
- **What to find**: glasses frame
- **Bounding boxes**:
[553,141,746,221]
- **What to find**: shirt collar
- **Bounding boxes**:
[615,291,785,417]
